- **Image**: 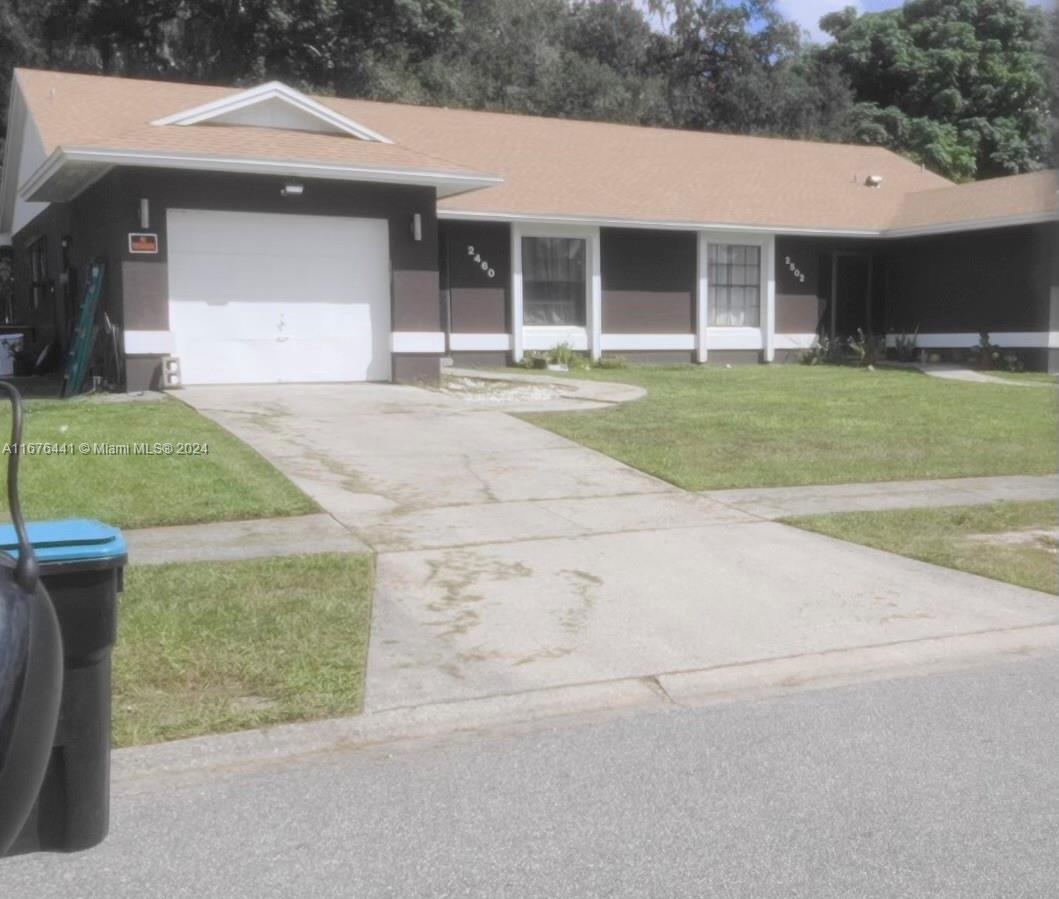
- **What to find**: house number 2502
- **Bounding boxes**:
[784,256,806,283]
[467,245,496,279]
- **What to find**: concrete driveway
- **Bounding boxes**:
[181,382,1058,713]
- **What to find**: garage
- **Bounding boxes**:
[167,208,392,384]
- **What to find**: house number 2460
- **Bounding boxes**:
[467,245,496,279]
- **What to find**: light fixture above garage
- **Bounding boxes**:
[280,183,304,197]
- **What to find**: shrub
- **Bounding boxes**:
[847,328,885,366]
[800,336,840,365]
[595,355,627,369]
[892,327,919,363]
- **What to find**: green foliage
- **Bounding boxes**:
[892,327,920,363]
[0,0,1053,184]
[819,0,1054,180]
[846,328,885,367]
[969,331,1026,372]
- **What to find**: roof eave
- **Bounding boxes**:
[0,75,28,235]
[19,147,504,203]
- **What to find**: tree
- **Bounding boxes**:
[648,0,855,141]
[819,0,1053,180]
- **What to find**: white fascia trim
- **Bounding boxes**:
[124,330,175,355]
[0,80,27,234]
[440,209,1059,239]
[885,332,1058,350]
[20,148,503,202]
[706,328,764,351]
[774,333,818,350]
[392,331,445,354]
[439,208,882,238]
[522,326,589,352]
[449,333,512,352]
[600,333,695,351]
[151,81,394,144]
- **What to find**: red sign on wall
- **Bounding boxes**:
[128,233,159,254]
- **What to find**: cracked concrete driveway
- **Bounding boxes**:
[181,382,1058,714]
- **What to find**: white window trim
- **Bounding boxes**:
[523,326,589,352]
[697,230,775,361]
[884,332,1059,350]
[511,222,601,361]
[449,333,512,352]
[600,334,695,351]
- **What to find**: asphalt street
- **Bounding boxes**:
[2,654,1057,898]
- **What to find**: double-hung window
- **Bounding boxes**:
[522,236,586,326]
[707,243,761,327]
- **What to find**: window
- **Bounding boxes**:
[522,237,586,326]
[708,243,761,327]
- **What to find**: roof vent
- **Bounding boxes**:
[865,174,884,188]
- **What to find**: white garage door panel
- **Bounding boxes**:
[167,209,391,384]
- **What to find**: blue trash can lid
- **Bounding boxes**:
[0,518,126,564]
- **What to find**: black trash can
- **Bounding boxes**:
[0,518,126,855]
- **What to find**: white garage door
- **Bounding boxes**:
[167,208,391,384]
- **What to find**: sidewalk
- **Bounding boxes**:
[704,474,1058,520]
[124,513,369,565]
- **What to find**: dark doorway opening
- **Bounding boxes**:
[830,252,873,339]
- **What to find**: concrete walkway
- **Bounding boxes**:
[915,363,1056,387]
[124,513,369,565]
[705,474,1059,520]
[179,384,1059,717]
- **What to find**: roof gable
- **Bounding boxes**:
[151,81,392,143]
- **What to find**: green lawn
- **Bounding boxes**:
[986,371,1058,384]
[0,395,315,528]
[520,366,1058,490]
[784,501,1057,595]
[113,553,374,747]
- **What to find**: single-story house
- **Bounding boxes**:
[1,67,1056,389]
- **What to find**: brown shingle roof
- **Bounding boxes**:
[333,96,951,232]
[15,68,491,178]
[889,169,1058,233]
[11,68,1057,234]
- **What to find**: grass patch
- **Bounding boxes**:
[520,365,1058,490]
[784,501,1057,595]
[113,553,373,747]
[0,395,315,528]
[986,371,1057,384]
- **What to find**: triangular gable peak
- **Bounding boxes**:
[151,81,391,143]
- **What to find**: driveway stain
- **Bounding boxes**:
[422,553,533,640]
[556,569,604,635]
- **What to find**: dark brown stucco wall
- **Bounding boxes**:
[886,224,1054,333]
[601,229,696,333]
[439,220,510,334]
[775,237,825,334]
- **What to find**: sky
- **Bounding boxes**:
[777,1,902,42]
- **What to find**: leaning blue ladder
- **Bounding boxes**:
[60,260,105,398]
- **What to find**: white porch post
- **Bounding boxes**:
[589,227,602,361]
[510,222,524,362]
[696,231,709,363]
[763,233,776,362]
